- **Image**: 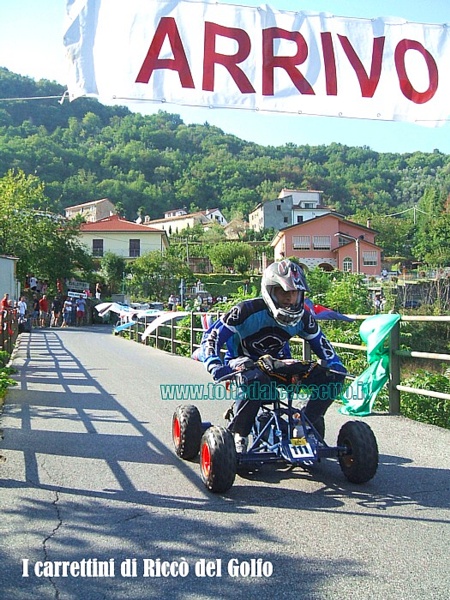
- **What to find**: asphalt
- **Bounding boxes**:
[0,325,449,600]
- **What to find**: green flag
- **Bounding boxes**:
[340,314,401,416]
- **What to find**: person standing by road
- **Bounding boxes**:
[76,297,86,326]
[39,294,49,327]
[1,293,10,311]
[31,295,40,328]
[61,297,72,328]
[18,296,27,318]
[50,296,62,327]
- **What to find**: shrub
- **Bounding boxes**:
[397,370,450,428]
[0,366,17,402]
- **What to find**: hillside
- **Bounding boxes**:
[1,67,450,228]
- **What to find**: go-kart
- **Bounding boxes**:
[172,357,379,493]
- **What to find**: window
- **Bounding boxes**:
[313,235,331,250]
[283,217,289,223]
[292,235,310,250]
[296,216,304,223]
[129,239,140,258]
[276,205,281,211]
[363,251,378,266]
[92,239,103,257]
[343,257,353,272]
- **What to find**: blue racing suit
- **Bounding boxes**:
[198,298,346,436]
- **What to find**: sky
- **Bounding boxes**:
[1,0,450,154]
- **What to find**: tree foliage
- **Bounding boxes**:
[100,252,127,294]
[129,250,192,300]
[0,169,92,286]
[2,68,450,267]
[323,273,372,315]
[208,242,255,272]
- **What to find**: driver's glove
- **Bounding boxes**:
[228,356,255,371]
[210,364,233,382]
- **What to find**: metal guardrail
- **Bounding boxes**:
[122,312,450,415]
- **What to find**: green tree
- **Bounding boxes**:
[209,242,255,272]
[0,169,92,285]
[324,273,371,314]
[413,188,450,266]
[100,252,126,294]
[129,250,192,300]
[305,266,332,304]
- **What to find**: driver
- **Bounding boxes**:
[198,259,347,453]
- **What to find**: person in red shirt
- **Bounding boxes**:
[1,293,10,311]
[39,295,49,327]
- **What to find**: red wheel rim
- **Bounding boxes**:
[201,442,211,477]
[173,416,181,447]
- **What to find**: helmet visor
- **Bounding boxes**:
[271,287,304,313]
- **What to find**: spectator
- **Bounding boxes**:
[70,298,77,325]
[61,297,72,328]
[168,294,176,311]
[1,293,10,311]
[76,296,86,326]
[50,296,62,327]
[29,274,38,292]
[39,295,49,327]
[31,295,40,327]
[95,282,102,300]
[194,295,202,311]
[18,296,28,318]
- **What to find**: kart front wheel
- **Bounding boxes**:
[200,426,237,493]
[337,421,378,483]
[172,405,202,460]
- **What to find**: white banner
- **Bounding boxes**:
[64,0,450,125]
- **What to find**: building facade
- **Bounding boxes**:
[0,255,20,301]
[249,189,330,232]
[65,198,116,222]
[271,214,382,276]
[79,215,169,260]
[144,208,227,235]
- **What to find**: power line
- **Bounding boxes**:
[0,90,69,104]
[384,205,432,224]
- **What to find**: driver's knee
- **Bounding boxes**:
[231,397,261,436]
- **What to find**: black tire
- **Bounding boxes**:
[200,426,237,493]
[337,421,378,483]
[172,405,202,460]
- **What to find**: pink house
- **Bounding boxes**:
[271,214,382,276]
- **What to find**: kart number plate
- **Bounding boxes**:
[288,442,314,459]
[290,437,307,446]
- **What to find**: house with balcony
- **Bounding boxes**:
[271,214,382,276]
[79,215,169,260]
[249,189,330,232]
[65,198,116,222]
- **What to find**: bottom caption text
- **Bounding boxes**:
[22,557,273,579]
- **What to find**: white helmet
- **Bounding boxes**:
[262,260,309,326]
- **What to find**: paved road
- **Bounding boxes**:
[0,326,449,600]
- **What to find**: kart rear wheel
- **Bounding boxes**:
[172,405,202,460]
[200,426,237,493]
[337,421,378,483]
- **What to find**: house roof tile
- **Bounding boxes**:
[80,214,165,233]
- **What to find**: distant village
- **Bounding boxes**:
[65,188,382,278]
